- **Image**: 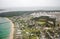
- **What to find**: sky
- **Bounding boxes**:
[0,0,60,9]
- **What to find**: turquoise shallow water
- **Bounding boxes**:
[0,17,12,39]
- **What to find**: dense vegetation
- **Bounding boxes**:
[0,10,60,17]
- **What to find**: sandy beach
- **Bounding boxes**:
[6,18,14,39]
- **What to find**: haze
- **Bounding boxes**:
[0,0,60,10]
